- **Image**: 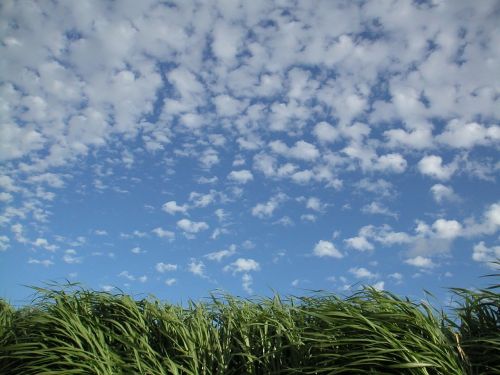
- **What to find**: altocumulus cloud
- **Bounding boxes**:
[0,0,499,302]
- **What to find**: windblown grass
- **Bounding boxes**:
[0,280,498,374]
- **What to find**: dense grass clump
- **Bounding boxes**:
[0,281,498,374]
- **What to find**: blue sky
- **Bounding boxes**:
[1,0,499,306]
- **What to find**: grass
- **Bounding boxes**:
[0,278,498,374]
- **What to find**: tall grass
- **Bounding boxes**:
[0,281,498,374]
[444,271,500,374]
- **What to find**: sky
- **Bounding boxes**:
[0,0,499,306]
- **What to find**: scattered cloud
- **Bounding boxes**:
[165,278,177,286]
[252,193,287,218]
[430,184,460,204]
[63,249,82,264]
[372,281,385,291]
[151,227,175,240]
[177,219,209,234]
[1,0,498,304]
[472,241,500,268]
[224,258,260,274]
[205,244,236,262]
[156,262,178,273]
[362,202,398,219]
[313,240,343,258]
[269,140,320,161]
[28,258,54,267]
[437,120,500,149]
[344,236,374,252]
[404,256,436,269]
[0,236,10,251]
[240,273,253,294]
[418,155,457,180]
[131,247,146,254]
[228,170,253,184]
[119,271,147,283]
[313,122,339,143]
[162,201,188,215]
[349,267,378,280]
[388,272,403,284]
[188,259,206,278]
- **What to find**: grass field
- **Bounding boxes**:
[0,279,498,374]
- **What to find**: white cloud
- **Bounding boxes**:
[0,236,10,251]
[63,249,82,264]
[313,121,339,143]
[0,193,13,205]
[188,259,206,278]
[269,140,320,161]
[162,200,188,215]
[432,219,462,239]
[430,184,460,203]
[253,152,277,177]
[189,191,217,207]
[388,272,403,283]
[214,208,229,222]
[375,153,407,173]
[0,123,45,161]
[301,214,317,222]
[199,148,220,169]
[228,170,253,184]
[362,202,398,219]
[94,229,108,236]
[2,0,499,300]
[177,219,209,234]
[214,95,245,117]
[11,223,28,243]
[313,240,343,258]
[28,258,54,267]
[101,285,115,292]
[384,124,434,150]
[306,197,323,212]
[211,227,229,240]
[349,267,378,279]
[485,202,500,227]
[33,238,58,252]
[356,178,395,198]
[119,271,135,281]
[165,278,177,286]
[291,170,314,184]
[472,241,500,268]
[437,120,500,149]
[224,258,260,274]
[156,262,178,273]
[273,216,294,227]
[0,175,17,192]
[463,202,500,237]
[31,171,60,191]
[418,155,457,180]
[131,247,146,254]
[205,244,236,262]
[404,256,436,268]
[197,176,218,185]
[251,193,286,218]
[372,281,385,291]
[241,273,253,294]
[242,240,255,249]
[119,270,147,283]
[344,236,374,252]
[151,227,175,240]
[212,20,244,64]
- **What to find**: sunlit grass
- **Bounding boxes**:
[0,278,498,374]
